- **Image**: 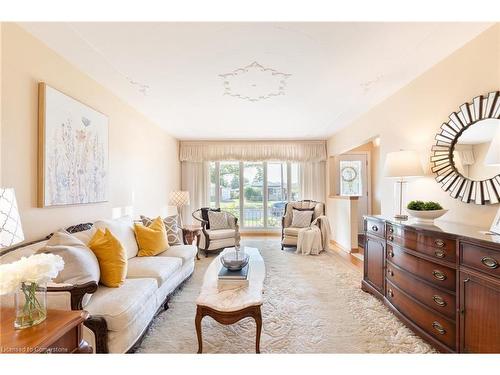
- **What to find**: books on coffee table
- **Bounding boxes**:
[218,264,249,280]
[217,264,250,290]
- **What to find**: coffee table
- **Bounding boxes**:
[195,247,265,353]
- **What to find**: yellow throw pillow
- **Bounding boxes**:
[134,216,170,257]
[88,228,127,288]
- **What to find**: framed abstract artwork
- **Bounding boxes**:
[38,83,109,207]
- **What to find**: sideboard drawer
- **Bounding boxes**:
[386,262,456,319]
[387,244,456,291]
[386,225,456,263]
[386,281,456,350]
[366,218,384,238]
[461,242,500,279]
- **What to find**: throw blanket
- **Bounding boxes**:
[296,215,331,255]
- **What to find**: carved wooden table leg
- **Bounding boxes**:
[195,304,262,354]
[255,306,262,354]
[195,306,203,354]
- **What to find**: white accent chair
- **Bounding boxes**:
[192,208,240,257]
[281,200,325,250]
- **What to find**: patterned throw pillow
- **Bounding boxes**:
[201,207,221,229]
[140,215,183,245]
[291,209,314,228]
[208,211,229,230]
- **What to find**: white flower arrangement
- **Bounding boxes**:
[0,253,65,295]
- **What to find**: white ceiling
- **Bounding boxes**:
[20,22,492,140]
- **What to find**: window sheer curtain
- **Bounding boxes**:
[299,161,326,202]
[181,161,210,224]
[180,141,327,222]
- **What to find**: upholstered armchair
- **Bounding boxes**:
[281,200,325,249]
[192,208,240,257]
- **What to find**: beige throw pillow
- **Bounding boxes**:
[208,211,229,230]
[291,209,314,228]
[37,231,100,307]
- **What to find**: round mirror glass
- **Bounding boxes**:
[453,118,500,181]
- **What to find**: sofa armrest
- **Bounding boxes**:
[83,316,109,353]
[47,281,98,310]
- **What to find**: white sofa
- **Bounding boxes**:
[0,217,197,353]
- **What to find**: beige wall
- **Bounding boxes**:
[327,24,500,228]
[1,23,180,241]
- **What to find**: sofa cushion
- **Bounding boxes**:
[157,245,197,265]
[126,256,182,286]
[284,227,301,237]
[94,216,139,259]
[206,228,235,240]
[84,278,157,332]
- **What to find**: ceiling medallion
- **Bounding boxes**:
[219,61,291,102]
[126,77,150,96]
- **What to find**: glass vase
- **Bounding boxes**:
[14,282,47,329]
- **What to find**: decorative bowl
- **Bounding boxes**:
[220,249,249,271]
[406,209,449,223]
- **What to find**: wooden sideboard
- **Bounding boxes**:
[362,215,500,353]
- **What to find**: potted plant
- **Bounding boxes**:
[406,200,448,223]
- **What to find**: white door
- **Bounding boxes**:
[337,153,370,233]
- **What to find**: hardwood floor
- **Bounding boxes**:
[329,243,363,271]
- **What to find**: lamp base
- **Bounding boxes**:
[394,214,408,220]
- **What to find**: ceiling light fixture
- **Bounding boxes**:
[219,61,291,102]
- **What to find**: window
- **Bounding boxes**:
[267,162,287,227]
[209,161,300,229]
[340,160,362,196]
[219,162,240,219]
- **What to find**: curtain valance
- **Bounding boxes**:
[180,141,327,162]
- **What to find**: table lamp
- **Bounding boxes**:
[169,191,190,226]
[0,188,25,248]
[383,150,424,220]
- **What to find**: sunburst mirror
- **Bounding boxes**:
[431,91,500,205]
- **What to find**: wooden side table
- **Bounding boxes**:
[0,308,92,354]
[182,225,202,260]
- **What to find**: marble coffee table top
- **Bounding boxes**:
[196,247,265,312]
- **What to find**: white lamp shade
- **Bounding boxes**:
[383,150,424,178]
[0,188,24,248]
[169,191,190,207]
[485,127,500,166]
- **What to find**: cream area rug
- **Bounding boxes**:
[136,238,435,354]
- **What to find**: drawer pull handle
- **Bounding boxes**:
[432,321,446,335]
[387,269,394,277]
[432,295,447,307]
[388,227,394,233]
[434,249,446,258]
[388,235,394,241]
[388,251,394,258]
[434,239,445,248]
[388,289,394,298]
[371,225,379,232]
[432,270,447,281]
[481,256,499,269]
